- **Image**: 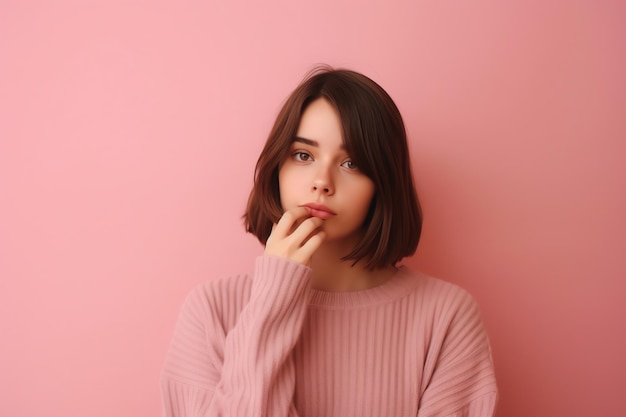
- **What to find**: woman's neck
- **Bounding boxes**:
[309,243,396,292]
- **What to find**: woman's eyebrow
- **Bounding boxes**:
[293,136,318,146]
[293,136,346,150]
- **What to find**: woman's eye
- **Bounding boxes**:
[294,152,312,162]
[341,160,357,170]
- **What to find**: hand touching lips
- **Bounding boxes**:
[301,203,336,220]
[265,206,326,266]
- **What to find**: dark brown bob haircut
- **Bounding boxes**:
[244,66,422,269]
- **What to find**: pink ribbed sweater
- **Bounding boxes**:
[161,256,497,417]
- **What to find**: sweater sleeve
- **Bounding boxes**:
[160,256,312,417]
[417,287,498,417]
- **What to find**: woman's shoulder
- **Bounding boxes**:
[400,268,484,320]
[179,272,254,330]
[178,255,312,325]
[398,269,491,361]
[193,272,254,302]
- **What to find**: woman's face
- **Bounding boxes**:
[278,98,375,244]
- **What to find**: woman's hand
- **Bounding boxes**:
[265,207,326,266]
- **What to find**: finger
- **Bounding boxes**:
[297,231,326,263]
[273,206,311,237]
[288,216,325,244]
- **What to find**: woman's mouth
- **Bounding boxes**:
[301,203,336,219]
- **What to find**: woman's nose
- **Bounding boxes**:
[311,166,334,195]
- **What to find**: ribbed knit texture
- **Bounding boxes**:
[161,256,497,417]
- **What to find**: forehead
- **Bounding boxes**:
[295,98,344,147]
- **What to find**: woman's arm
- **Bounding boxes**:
[417,288,498,417]
[161,207,325,417]
[161,256,312,417]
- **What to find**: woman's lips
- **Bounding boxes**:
[302,203,336,219]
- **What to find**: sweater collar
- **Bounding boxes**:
[307,266,423,309]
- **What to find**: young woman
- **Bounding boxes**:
[161,68,498,416]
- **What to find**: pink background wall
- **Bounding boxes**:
[1,1,624,416]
